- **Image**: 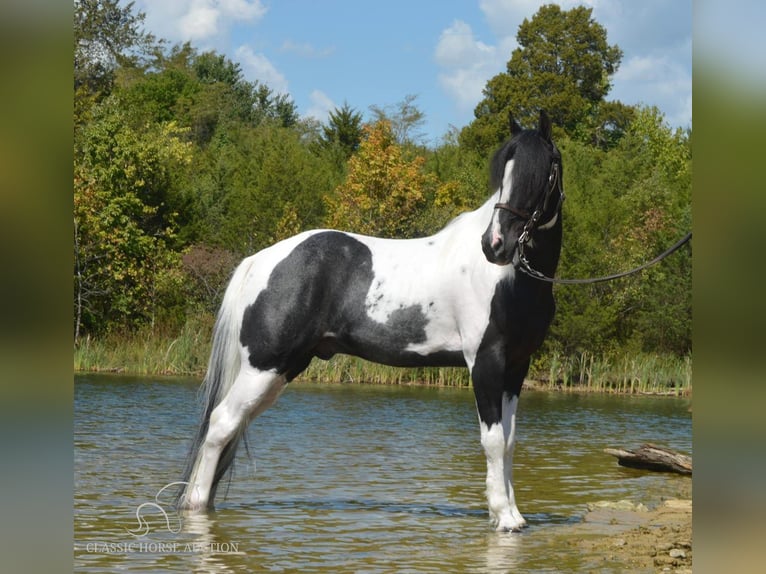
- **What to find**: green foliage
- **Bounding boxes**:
[547,106,691,357]
[369,94,427,147]
[73,99,192,337]
[74,0,158,122]
[178,122,337,255]
[116,43,299,145]
[461,4,624,155]
[418,128,488,233]
[72,0,691,379]
[324,121,435,237]
[320,102,364,161]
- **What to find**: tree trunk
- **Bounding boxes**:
[74,216,82,344]
[604,443,692,475]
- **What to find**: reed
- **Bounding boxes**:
[301,355,471,387]
[75,317,690,394]
[74,315,214,376]
[530,350,691,395]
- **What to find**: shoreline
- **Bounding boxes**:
[570,497,693,572]
[73,368,691,398]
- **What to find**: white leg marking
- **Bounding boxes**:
[502,394,526,528]
[481,421,514,530]
[184,368,286,511]
[480,393,525,531]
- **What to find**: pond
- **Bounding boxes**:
[74,374,691,572]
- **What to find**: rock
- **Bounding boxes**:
[669,548,686,559]
[662,498,692,511]
[587,499,649,512]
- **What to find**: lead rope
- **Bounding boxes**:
[517,231,692,285]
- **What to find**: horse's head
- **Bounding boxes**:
[481,110,564,267]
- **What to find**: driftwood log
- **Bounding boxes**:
[604,443,692,475]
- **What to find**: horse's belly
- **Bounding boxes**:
[317,323,466,368]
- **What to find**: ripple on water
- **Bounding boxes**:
[75,376,691,572]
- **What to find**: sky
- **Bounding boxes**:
[132,0,692,146]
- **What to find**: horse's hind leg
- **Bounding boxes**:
[183,366,287,511]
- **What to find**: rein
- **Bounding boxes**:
[516,231,692,284]
[493,160,692,285]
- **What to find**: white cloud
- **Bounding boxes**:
[305,90,336,123]
[614,52,692,127]
[136,0,267,43]
[179,0,220,40]
[434,19,504,111]
[618,53,691,98]
[235,45,289,94]
[219,0,268,20]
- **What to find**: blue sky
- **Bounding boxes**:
[133,0,692,146]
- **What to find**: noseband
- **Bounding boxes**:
[493,160,565,252]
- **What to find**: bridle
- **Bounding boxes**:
[492,159,692,284]
[493,158,564,264]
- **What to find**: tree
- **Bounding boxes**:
[324,121,435,237]
[74,0,157,121]
[178,122,335,256]
[461,4,623,154]
[116,45,300,145]
[252,83,299,128]
[320,102,364,159]
[605,107,691,354]
[73,98,192,337]
[369,94,427,147]
[546,107,691,357]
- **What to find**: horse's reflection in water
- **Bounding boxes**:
[182,512,241,574]
[483,530,524,572]
[178,111,564,533]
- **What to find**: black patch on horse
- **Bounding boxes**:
[240,231,464,380]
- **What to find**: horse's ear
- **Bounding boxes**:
[509,112,523,136]
[538,110,552,141]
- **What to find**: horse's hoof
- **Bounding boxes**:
[496,519,527,532]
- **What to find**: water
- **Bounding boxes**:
[74,374,691,572]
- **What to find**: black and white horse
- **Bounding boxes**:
[179,111,564,532]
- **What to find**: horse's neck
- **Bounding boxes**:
[440,196,496,239]
[526,221,562,279]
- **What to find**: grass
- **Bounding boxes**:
[74,319,691,395]
[531,350,692,396]
[301,355,471,387]
[74,315,214,376]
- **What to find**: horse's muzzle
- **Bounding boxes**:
[481,233,518,266]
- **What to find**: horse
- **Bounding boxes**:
[178,110,564,532]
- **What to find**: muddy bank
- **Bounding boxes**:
[537,493,692,572]
[575,498,692,572]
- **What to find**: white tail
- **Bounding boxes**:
[178,259,251,509]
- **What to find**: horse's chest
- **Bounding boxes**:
[490,285,555,359]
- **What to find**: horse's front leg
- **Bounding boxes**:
[472,352,528,532]
[502,391,526,528]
